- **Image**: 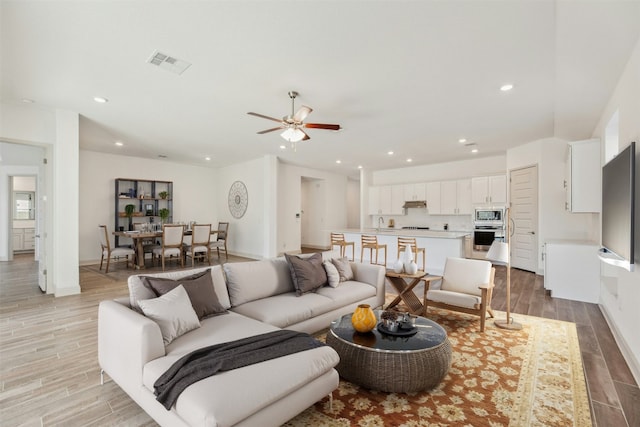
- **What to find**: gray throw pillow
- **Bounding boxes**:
[285,252,328,296]
[323,261,340,287]
[141,270,228,320]
[138,285,200,346]
[331,257,354,282]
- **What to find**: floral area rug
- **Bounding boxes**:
[285,301,591,427]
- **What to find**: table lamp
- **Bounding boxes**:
[486,208,522,330]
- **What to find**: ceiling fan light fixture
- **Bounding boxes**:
[281,127,306,143]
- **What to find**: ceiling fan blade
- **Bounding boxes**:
[247,112,283,123]
[257,126,284,134]
[293,105,312,123]
[304,123,341,131]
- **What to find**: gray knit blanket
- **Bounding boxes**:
[154,329,325,409]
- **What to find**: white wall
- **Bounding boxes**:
[347,177,360,228]
[216,156,269,260]
[372,155,506,185]
[0,103,56,145]
[1,103,78,297]
[507,137,599,273]
[592,38,640,384]
[79,150,218,263]
[278,162,349,254]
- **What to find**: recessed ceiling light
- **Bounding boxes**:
[336,160,342,164]
[21,98,35,104]
[114,141,123,147]
[205,156,211,161]
[458,138,467,143]
[279,145,286,150]
[471,148,479,153]
[94,96,108,103]
[406,158,413,162]
[357,165,363,169]
[387,151,394,155]
[500,84,514,92]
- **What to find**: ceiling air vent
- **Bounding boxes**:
[147,50,191,75]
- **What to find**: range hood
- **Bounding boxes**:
[403,200,427,209]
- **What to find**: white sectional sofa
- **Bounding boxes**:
[98,254,386,427]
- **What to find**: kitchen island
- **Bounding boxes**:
[335,228,471,275]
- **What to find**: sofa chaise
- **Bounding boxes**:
[98,253,386,426]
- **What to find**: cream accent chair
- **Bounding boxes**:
[98,225,135,273]
[330,233,355,260]
[210,222,229,260]
[185,223,211,267]
[424,257,495,332]
[153,224,185,271]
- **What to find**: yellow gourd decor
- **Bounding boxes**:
[351,304,377,333]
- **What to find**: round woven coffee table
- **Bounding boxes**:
[326,310,451,392]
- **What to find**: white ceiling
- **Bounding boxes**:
[2,1,639,176]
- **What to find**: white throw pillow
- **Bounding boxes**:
[323,261,340,288]
[138,285,201,345]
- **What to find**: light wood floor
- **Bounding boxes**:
[1,253,638,426]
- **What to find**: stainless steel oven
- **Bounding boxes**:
[473,208,505,251]
[473,227,505,251]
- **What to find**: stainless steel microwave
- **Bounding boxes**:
[474,208,504,223]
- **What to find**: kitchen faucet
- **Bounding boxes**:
[377,216,384,231]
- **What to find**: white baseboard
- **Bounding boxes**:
[599,304,640,386]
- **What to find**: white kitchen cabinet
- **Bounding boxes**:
[368,185,404,215]
[12,228,35,251]
[471,175,506,205]
[389,185,405,215]
[403,183,426,201]
[426,182,441,214]
[544,240,600,303]
[440,179,472,214]
[456,178,472,214]
[565,139,600,213]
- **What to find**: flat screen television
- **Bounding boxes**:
[599,141,636,271]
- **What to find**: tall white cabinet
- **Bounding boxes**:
[544,240,600,303]
[471,175,507,205]
[565,139,600,212]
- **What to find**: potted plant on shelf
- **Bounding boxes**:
[125,204,135,231]
[158,208,170,224]
[158,191,169,200]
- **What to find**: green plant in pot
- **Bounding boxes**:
[158,208,170,224]
[158,191,169,200]
[124,204,136,231]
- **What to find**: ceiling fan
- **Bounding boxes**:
[248,91,341,145]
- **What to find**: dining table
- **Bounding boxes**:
[113,229,217,269]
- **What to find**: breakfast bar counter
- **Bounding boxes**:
[335,228,471,275]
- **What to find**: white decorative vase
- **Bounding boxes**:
[393,258,404,273]
[405,260,418,275]
[403,244,414,273]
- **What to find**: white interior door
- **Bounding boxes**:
[510,165,538,272]
[37,168,47,292]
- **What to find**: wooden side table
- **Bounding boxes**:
[385,270,427,315]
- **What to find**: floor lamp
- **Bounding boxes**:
[486,208,522,330]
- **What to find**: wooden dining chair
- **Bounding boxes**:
[185,224,212,267]
[210,222,229,260]
[361,235,387,267]
[152,224,185,271]
[330,233,355,260]
[98,225,135,273]
[133,223,160,266]
[397,237,426,271]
